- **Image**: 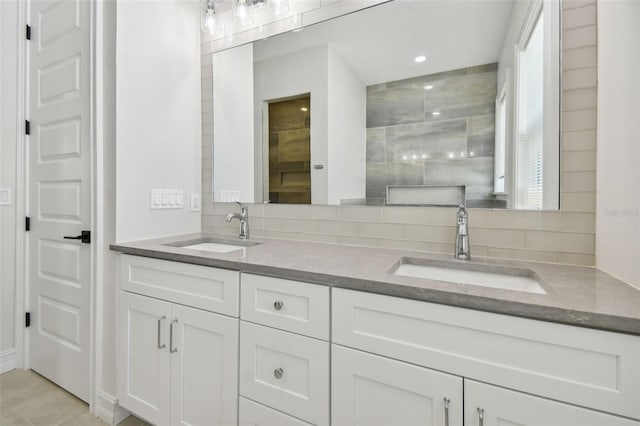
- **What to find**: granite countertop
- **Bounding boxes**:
[111,233,640,336]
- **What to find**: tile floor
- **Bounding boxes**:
[0,369,150,426]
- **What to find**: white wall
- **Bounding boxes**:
[253,45,329,204]
[213,44,255,203]
[115,0,202,243]
[0,0,18,369]
[327,48,366,204]
[596,0,640,290]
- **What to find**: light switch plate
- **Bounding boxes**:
[191,193,201,212]
[150,189,184,209]
[0,188,11,205]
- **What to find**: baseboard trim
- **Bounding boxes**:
[0,349,16,374]
[95,391,130,425]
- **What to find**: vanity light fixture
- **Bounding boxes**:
[300,107,308,112]
[414,55,427,63]
[202,0,289,33]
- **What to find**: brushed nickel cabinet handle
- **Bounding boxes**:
[273,300,284,311]
[170,319,178,353]
[443,397,450,426]
[157,316,166,349]
[273,368,284,379]
[477,407,484,426]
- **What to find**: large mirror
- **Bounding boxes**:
[212,0,560,209]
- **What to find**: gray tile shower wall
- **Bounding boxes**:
[201,0,599,267]
[365,64,497,206]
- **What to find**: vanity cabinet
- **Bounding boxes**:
[332,345,463,426]
[118,291,238,426]
[332,288,640,425]
[117,255,240,426]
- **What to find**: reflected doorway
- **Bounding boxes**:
[267,95,311,204]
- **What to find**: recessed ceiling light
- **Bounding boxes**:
[424,85,433,90]
[414,55,427,63]
[448,153,454,159]
[432,111,441,116]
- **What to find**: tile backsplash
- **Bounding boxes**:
[201,0,598,266]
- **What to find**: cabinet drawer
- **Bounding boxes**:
[332,288,640,420]
[120,254,239,317]
[240,322,329,425]
[239,397,313,426]
[240,274,329,339]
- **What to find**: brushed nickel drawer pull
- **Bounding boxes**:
[157,316,166,349]
[170,319,178,353]
[443,397,450,426]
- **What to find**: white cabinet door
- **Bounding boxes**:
[464,380,640,426]
[118,292,171,426]
[170,304,239,426]
[332,345,463,426]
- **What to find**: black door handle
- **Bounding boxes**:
[63,230,91,244]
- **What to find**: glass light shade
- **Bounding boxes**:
[201,0,220,35]
[234,0,254,26]
[270,0,289,16]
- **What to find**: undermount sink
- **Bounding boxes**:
[391,257,547,294]
[166,238,262,253]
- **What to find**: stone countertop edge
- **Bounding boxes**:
[110,234,640,337]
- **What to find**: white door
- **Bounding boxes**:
[118,292,171,426]
[28,0,93,402]
[464,380,640,426]
[170,304,239,426]
[332,345,463,426]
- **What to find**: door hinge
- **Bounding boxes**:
[26,25,31,40]
[25,217,30,231]
[25,312,31,328]
[25,120,30,135]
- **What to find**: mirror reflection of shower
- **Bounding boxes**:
[266,95,311,204]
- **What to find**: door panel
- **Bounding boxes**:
[28,0,92,402]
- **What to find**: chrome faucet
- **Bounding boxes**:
[455,204,470,260]
[226,202,249,240]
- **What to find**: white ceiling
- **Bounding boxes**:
[253,0,515,85]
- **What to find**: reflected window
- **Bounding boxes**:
[495,80,508,195]
[515,10,544,209]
